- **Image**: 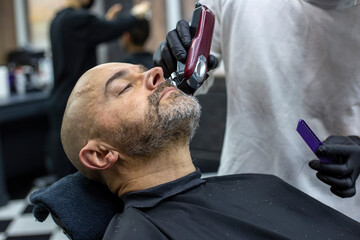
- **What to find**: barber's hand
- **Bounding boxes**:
[106,4,122,20]
[153,20,218,78]
[309,135,360,198]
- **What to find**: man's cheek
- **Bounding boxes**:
[125,100,148,118]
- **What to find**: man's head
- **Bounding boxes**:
[61,63,201,181]
[122,19,150,50]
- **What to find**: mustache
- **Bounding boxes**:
[148,81,175,106]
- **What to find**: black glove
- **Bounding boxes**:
[309,135,360,198]
[153,20,218,78]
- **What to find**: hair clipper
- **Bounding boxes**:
[166,2,215,95]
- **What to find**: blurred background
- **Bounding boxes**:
[0,0,226,238]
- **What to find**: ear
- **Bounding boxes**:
[79,140,119,170]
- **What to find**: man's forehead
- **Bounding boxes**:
[93,63,130,76]
[92,63,145,81]
[77,63,128,90]
[95,62,143,72]
[74,63,147,95]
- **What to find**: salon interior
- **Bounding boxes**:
[0,0,226,238]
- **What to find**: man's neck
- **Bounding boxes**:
[105,144,196,198]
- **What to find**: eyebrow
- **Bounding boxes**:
[105,69,129,93]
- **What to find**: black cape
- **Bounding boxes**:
[103,170,360,240]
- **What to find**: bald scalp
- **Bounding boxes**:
[60,69,101,179]
[61,63,133,179]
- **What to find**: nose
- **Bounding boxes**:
[145,67,165,90]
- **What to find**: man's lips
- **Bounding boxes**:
[159,87,178,100]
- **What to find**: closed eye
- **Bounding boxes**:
[118,84,132,96]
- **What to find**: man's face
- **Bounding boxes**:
[88,63,201,156]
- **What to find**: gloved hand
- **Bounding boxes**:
[153,20,219,78]
[309,135,360,198]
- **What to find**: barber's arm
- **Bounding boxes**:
[309,135,360,198]
[84,1,151,45]
[153,20,218,79]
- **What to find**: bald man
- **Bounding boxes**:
[47,0,150,179]
[60,63,360,239]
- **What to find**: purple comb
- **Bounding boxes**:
[296,119,332,163]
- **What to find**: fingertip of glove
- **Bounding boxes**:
[174,52,187,62]
[330,187,356,198]
[208,55,219,70]
[308,159,318,168]
[316,145,326,153]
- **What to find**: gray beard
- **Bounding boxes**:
[115,81,201,156]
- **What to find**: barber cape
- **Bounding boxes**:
[103,170,360,239]
[198,0,360,221]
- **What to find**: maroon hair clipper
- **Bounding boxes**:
[167,2,215,95]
